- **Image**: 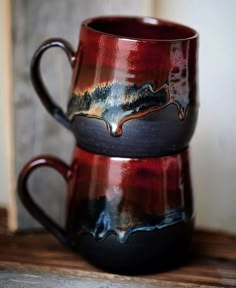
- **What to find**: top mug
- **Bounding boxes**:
[31,16,198,157]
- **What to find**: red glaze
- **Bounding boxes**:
[66,146,193,240]
[72,17,198,94]
[70,146,192,213]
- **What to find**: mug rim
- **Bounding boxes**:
[82,15,198,43]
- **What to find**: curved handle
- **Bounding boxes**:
[31,38,75,130]
[17,155,71,246]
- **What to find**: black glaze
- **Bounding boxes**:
[71,220,193,275]
[30,38,75,131]
[71,104,198,157]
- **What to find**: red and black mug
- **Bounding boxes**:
[30,16,199,157]
[18,16,198,274]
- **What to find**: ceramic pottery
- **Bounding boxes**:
[18,146,193,274]
[18,16,198,274]
[30,16,198,157]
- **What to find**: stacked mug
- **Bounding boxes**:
[18,16,198,274]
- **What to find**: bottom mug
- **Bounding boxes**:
[18,146,194,274]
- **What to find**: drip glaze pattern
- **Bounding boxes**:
[66,146,193,243]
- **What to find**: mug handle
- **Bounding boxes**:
[31,38,75,130]
[17,155,71,246]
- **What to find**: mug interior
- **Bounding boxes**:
[85,16,197,41]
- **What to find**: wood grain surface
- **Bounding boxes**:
[0,208,236,287]
[0,262,214,288]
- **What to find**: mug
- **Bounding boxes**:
[18,146,193,274]
[19,16,199,274]
[31,16,198,157]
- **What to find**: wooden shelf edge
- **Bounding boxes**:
[0,261,215,288]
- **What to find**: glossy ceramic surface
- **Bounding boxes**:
[18,146,193,273]
[66,146,193,241]
[31,16,198,157]
[21,16,199,274]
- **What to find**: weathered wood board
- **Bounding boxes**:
[0,263,214,288]
[10,0,152,230]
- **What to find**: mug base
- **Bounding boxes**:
[74,220,193,275]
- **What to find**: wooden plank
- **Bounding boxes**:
[10,0,153,230]
[0,262,214,288]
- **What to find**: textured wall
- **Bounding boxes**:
[11,0,153,229]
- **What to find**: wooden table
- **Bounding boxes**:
[0,208,236,287]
